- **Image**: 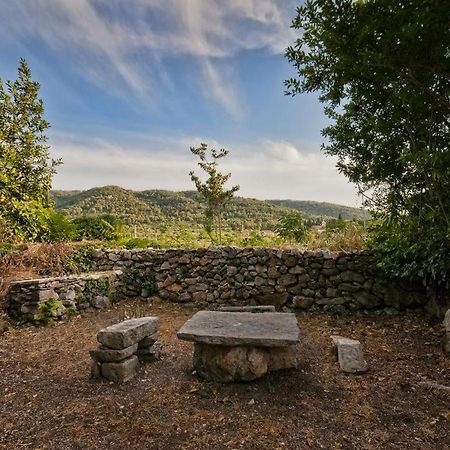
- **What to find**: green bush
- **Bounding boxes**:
[38,210,77,242]
[121,237,159,249]
[65,246,95,273]
[368,215,449,291]
[275,212,311,243]
[73,214,123,241]
[325,219,346,235]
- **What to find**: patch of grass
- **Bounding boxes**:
[141,274,158,296]
[65,305,78,318]
[35,299,63,326]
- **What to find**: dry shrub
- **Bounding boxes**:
[307,222,367,251]
[0,243,77,313]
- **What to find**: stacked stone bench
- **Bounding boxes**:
[177,311,300,382]
[90,317,161,383]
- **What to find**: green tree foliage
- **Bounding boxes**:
[276,211,310,243]
[72,214,124,241]
[0,58,61,240]
[286,0,450,291]
[38,210,77,243]
[189,143,240,244]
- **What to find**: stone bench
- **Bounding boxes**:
[177,311,300,382]
[90,316,161,383]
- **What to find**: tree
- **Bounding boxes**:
[0,58,61,240]
[285,1,450,294]
[189,143,240,244]
[276,211,310,243]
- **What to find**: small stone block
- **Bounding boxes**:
[90,361,102,379]
[442,332,450,355]
[101,355,139,383]
[90,343,138,362]
[137,341,162,362]
[218,305,276,313]
[91,295,111,309]
[443,310,450,332]
[331,335,368,373]
[97,317,159,349]
[138,332,159,348]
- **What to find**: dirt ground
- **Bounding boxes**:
[0,301,449,450]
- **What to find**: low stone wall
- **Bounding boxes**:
[6,247,433,326]
[7,271,122,325]
[93,247,426,313]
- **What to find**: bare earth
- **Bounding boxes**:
[0,302,449,450]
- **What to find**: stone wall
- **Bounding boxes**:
[7,271,122,325]
[93,247,426,314]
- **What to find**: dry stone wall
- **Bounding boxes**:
[7,271,122,325]
[93,247,426,314]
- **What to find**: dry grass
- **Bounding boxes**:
[307,223,367,251]
[0,243,76,312]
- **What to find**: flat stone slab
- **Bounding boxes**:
[90,343,138,363]
[177,311,300,347]
[331,335,368,373]
[97,317,159,349]
[218,305,276,313]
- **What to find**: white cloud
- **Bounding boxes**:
[201,59,243,118]
[50,133,360,206]
[0,0,298,116]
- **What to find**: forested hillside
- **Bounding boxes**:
[269,200,369,221]
[51,186,366,235]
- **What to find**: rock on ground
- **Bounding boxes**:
[192,343,298,382]
[193,343,268,382]
[331,335,368,373]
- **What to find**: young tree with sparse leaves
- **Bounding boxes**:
[0,58,61,240]
[189,143,240,244]
[276,211,310,244]
[285,0,450,300]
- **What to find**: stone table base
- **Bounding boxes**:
[193,343,297,382]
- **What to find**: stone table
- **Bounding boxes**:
[177,311,300,382]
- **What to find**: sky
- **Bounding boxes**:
[0,0,361,206]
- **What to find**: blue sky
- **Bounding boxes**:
[0,0,360,206]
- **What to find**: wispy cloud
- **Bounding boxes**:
[50,132,359,206]
[0,0,298,116]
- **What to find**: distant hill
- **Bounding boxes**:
[268,199,369,221]
[51,186,367,235]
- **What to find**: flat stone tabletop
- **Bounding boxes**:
[177,311,300,347]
